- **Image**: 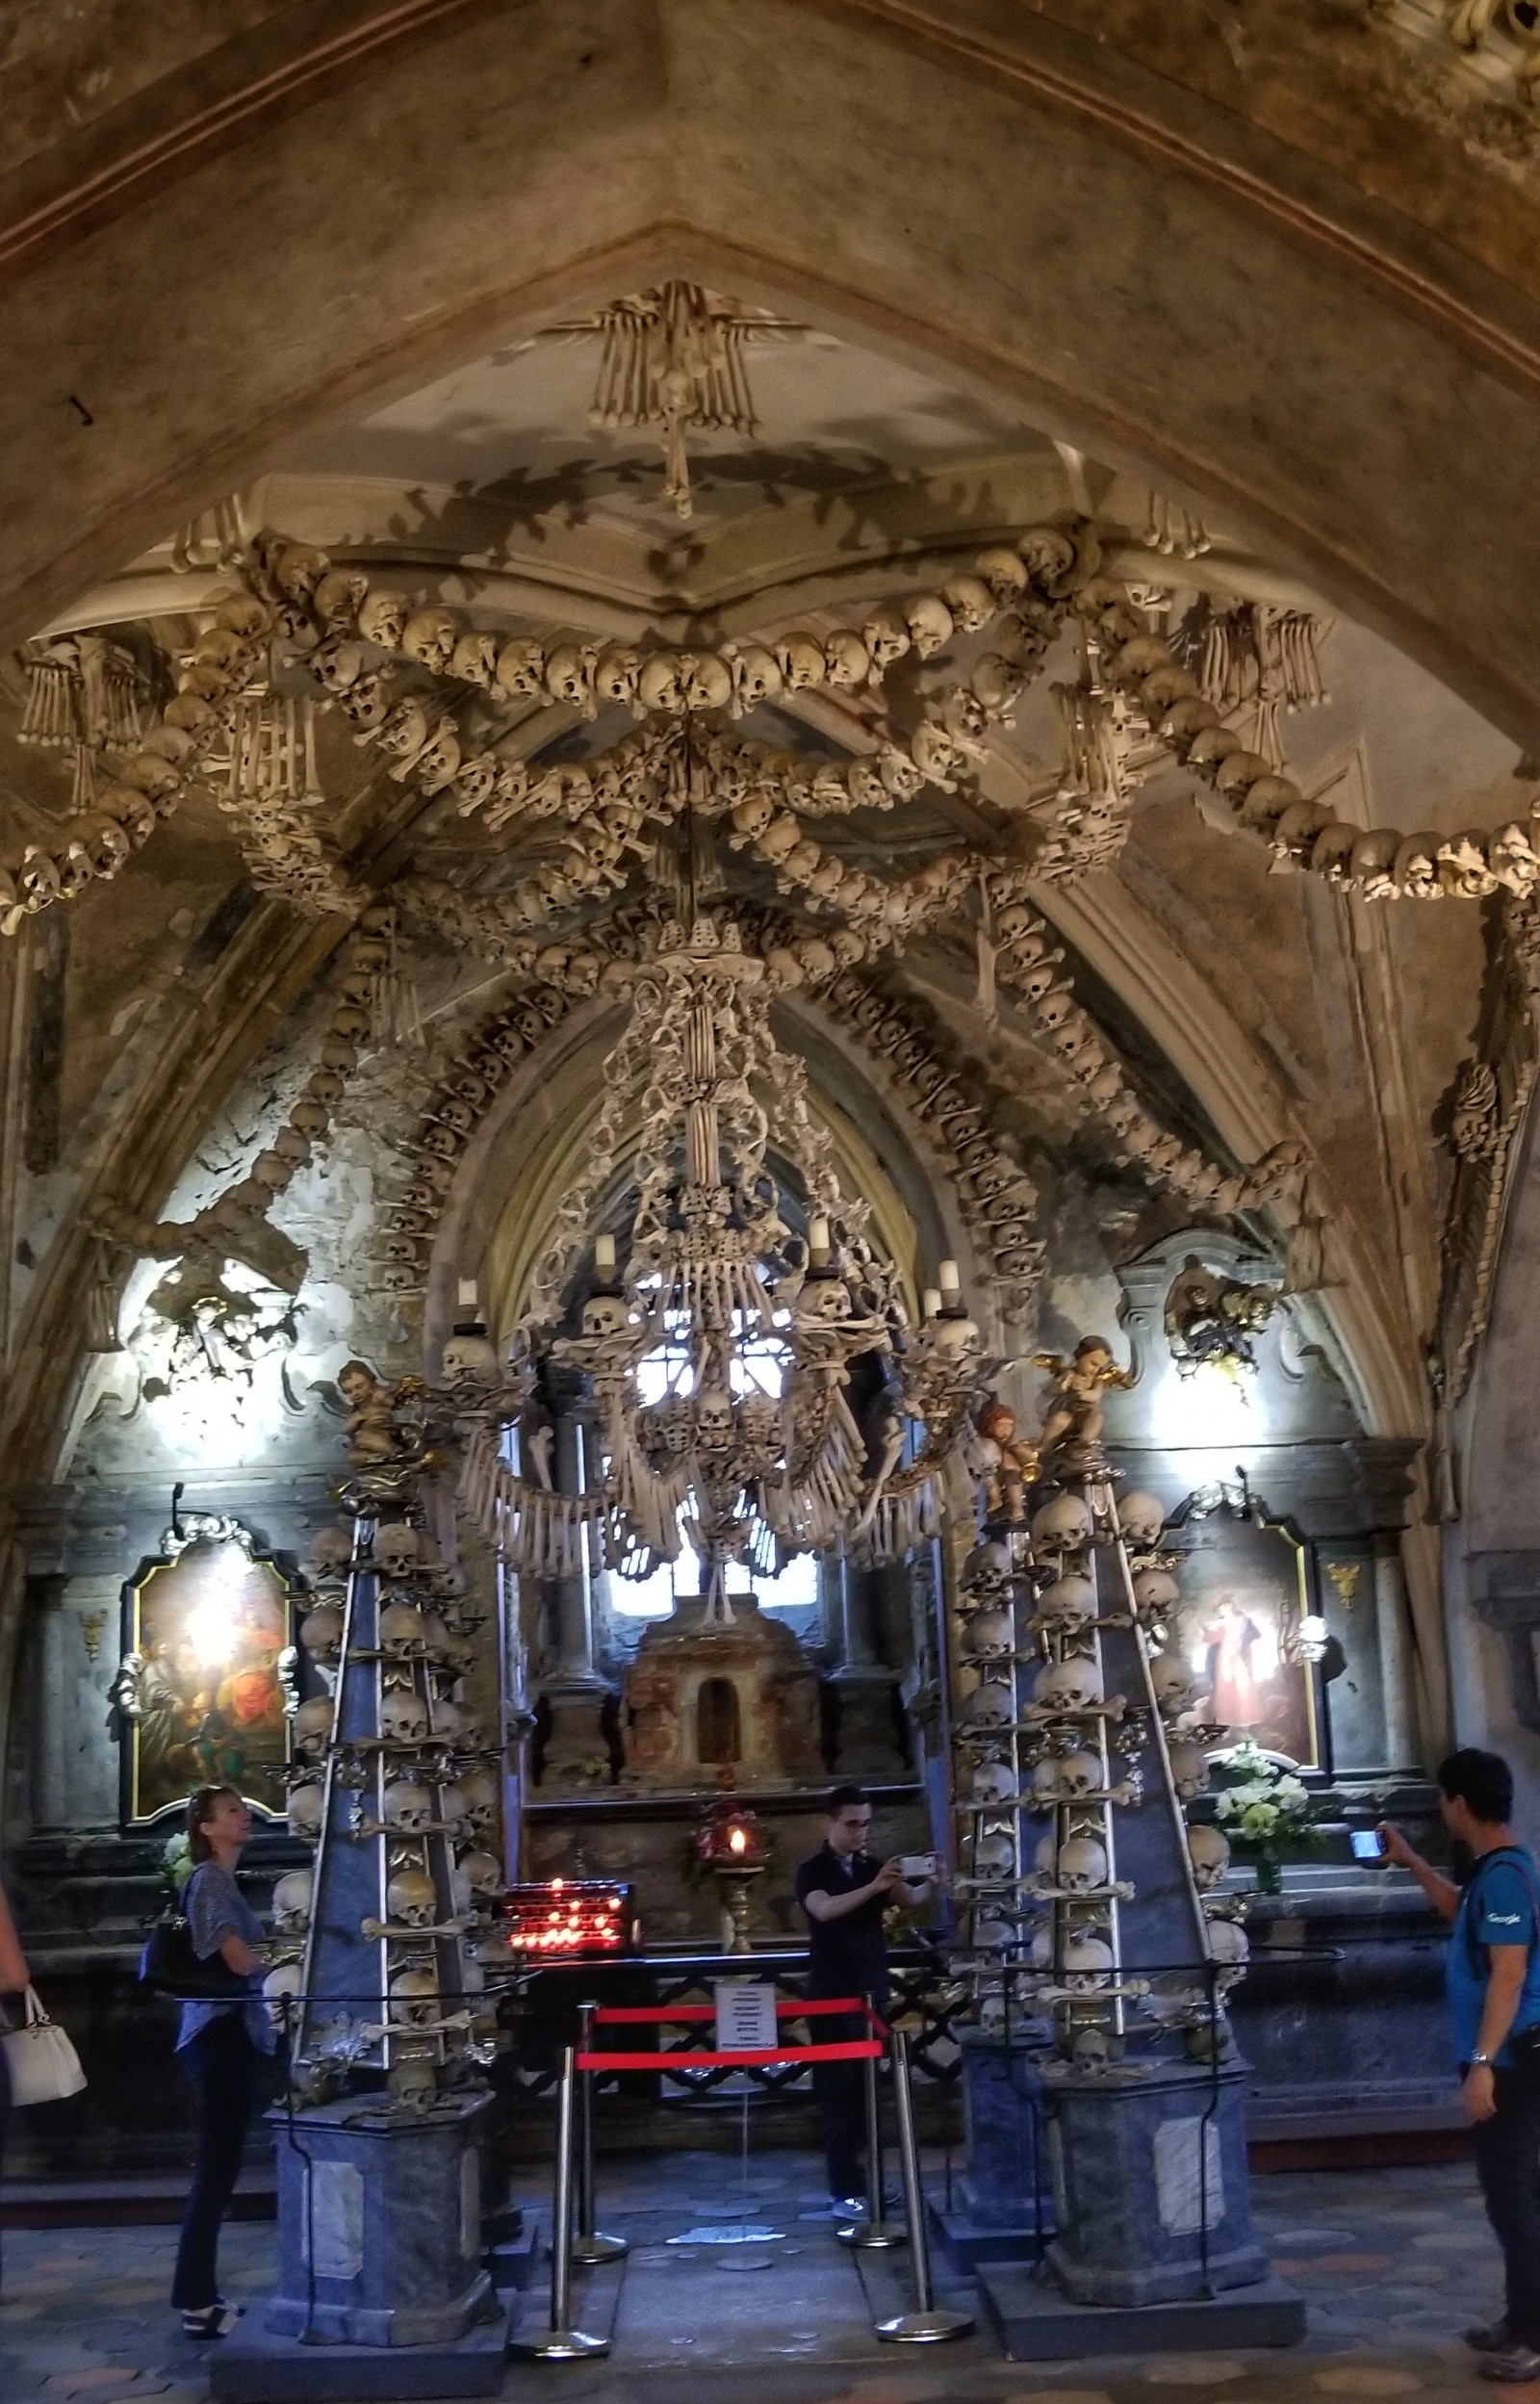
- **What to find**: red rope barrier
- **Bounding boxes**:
[577,2038,885,2072]
[591,1998,888,2032]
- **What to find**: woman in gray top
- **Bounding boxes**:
[170,1784,274,2339]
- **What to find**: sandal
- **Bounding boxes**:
[180,2303,244,2339]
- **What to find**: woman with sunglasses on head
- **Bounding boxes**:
[170,1785,274,2341]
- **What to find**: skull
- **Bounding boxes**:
[941,573,996,633]
[1149,1650,1196,1714]
[429,1696,466,1745]
[1033,1655,1104,1716]
[975,546,1029,605]
[1057,1837,1109,1894]
[971,1760,1017,1803]
[773,632,828,691]
[389,1969,441,2029]
[904,593,955,658]
[358,590,409,651]
[437,1782,468,1836]
[594,644,643,706]
[637,651,685,713]
[458,1769,500,1832]
[450,629,500,687]
[387,1869,438,1929]
[1053,1750,1102,1800]
[440,1329,500,1387]
[693,1385,735,1446]
[795,1278,851,1327]
[379,1600,426,1662]
[383,1779,435,1833]
[293,1697,334,1761]
[1062,1934,1115,1991]
[730,791,777,848]
[1187,1825,1231,1892]
[288,1783,324,1841]
[972,1829,1015,1879]
[875,742,926,803]
[962,1606,1014,1656]
[264,1961,303,2031]
[299,1604,345,1665]
[1132,1568,1182,1616]
[581,1293,631,1338]
[823,629,871,688]
[962,1679,1014,1728]
[1116,1491,1166,1548]
[1031,1493,1094,1554]
[544,642,598,716]
[963,1540,1014,1594]
[973,1915,1015,1952]
[1168,1742,1210,1803]
[494,638,548,699]
[388,2054,440,2107]
[458,1848,503,1899]
[862,606,911,670]
[401,607,462,675]
[381,1691,429,1745]
[727,644,783,711]
[271,1870,313,1935]
[412,724,463,794]
[375,1524,423,1578]
[1206,1917,1249,1968]
[679,650,732,711]
[1036,1574,1096,1632]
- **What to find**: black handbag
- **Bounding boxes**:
[140,1911,249,2003]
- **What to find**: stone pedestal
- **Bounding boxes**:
[1046,2058,1266,2306]
[212,2091,506,2394]
[930,2030,1054,2269]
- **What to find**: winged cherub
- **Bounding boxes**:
[1034,1336,1134,1456]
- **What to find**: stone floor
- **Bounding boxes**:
[0,2150,1520,2404]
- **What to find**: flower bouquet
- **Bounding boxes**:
[1213,1738,1322,1895]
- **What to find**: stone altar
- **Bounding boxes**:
[621,1590,821,1789]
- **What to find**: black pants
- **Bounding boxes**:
[1473,2052,1540,2349]
[171,2015,258,2312]
[810,2006,875,2203]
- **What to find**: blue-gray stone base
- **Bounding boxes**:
[207,2313,508,2401]
[928,2193,1049,2270]
[1046,2057,1268,2308]
[264,2090,498,2346]
[979,2265,1307,2359]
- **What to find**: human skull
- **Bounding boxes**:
[592,643,643,706]
[271,1870,313,1935]
[963,1540,1014,1594]
[494,638,547,699]
[972,1829,1015,1879]
[458,1848,503,1900]
[581,1292,631,1338]
[973,1914,1014,1952]
[1168,1742,1209,1803]
[1053,1750,1102,1800]
[440,1328,500,1387]
[387,1869,439,1929]
[389,1969,441,2029]
[429,1696,466,1746]
[940,573,996,633]
[1116,1491,1166,1547]
[436,1783,468,1836]
[861,605,911,670]
[823,629,871,688]
[1031,1494,1094,1553]
[1062,1934,1115,1991]
[299,1604,345,1664]
[544,642,598,716]
[905,593,955,658]
[1033,1655,1104,1716]
[375,1524,423,1578]
[264,1961,303,2032]
[288,1783,324,1841]
[458,1770,500,1832]
[962,1679,1014,1728]
[379,1600,426,1662]
[358,590,409,651]
[381,1691,429,1745]
[1148,1650,1195,1713]
[727,644,783,711]
[1206,1917,1249,1967]
[774,631,828,691]
[962,1606,1014,1656]
[388,2054,440,2107]
[1187,1825,1231,1892]
[1131,1568,1182,1616]
[383,1779,435,1833]
[637,651,685,713]
[971,1760,1017,1803]
[307,1526,353,1575]
[400,607,461,676]
[1056,1837,1109,1894]
[1037,1573,1096,1632]
[975,546,1029,604]
[294,1697,334,1761]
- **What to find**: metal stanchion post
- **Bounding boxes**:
[874,2029,975,2344]
[512,2045,609,2359]
[838,2011,905,2250]
[571,2003,628,2265]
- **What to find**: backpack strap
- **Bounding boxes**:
[1463,1847,1540,1979]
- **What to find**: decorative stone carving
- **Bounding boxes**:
[620,1590,821,1790]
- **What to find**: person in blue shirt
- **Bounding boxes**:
[1383,1748,1540,2385]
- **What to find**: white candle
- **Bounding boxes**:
[922,1288,942,1321]
[456,1279,478,1312]
[938,1258,961,1295]
[595,1233,617,1275]
[808,1215,831,1259]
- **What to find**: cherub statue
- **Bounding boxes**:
[1034,1336,1134,1456]
[337,1358,405,1465]
[974,1399,1040,1523]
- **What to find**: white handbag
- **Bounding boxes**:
[2,1985,87,2107]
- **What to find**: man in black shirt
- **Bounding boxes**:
[794,1785,935,2214]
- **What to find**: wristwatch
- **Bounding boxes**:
[1471,2052,1493,2067]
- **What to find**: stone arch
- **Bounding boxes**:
[3,1,1540,745]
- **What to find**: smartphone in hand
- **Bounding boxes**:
[1349,1828,1387,1862]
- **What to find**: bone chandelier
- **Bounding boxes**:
[460,907,987,1602]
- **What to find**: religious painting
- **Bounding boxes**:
[118,1515,295,1822]
[1173,1500,1320,1770]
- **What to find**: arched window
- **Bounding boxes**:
[696,1677,741,1766]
